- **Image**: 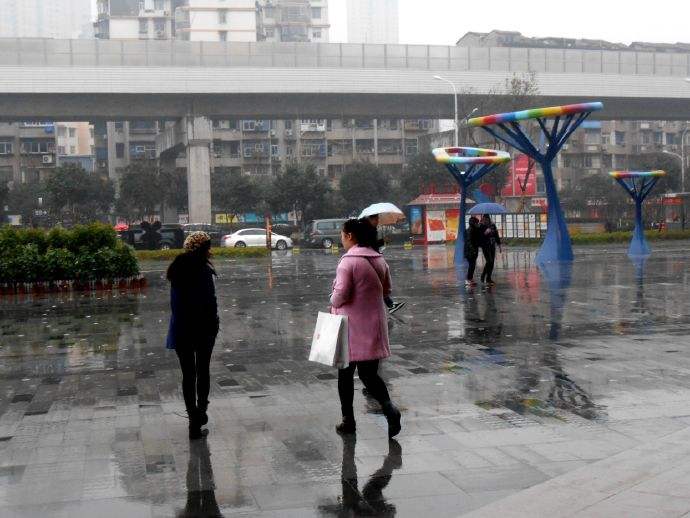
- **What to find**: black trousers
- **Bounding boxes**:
[338,360,391,418]
[467,254,478,281]
[175,337,216,415]
[481,245,496,282]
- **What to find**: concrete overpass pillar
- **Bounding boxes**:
[184,116,212,224]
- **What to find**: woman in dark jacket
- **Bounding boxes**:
[167,232,219,439]
[464,216,482,285]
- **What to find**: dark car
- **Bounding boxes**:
[183,223,223,246]
[119,224,185,250]
[304,219,347,249]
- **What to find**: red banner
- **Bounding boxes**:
[501,154,537,197]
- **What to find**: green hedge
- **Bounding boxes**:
[136,247,271,261]
[0,224,139,284]
[500,229,690,246]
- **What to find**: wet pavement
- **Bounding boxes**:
[1,243,690,517]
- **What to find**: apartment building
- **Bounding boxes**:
[211,117,436,181]
[175,0,257,42]
[94,0,176,40]
[0,123,57,186]
[346,0,398,44]
[257,0,329,42]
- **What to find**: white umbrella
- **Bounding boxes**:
[358,202,405,225]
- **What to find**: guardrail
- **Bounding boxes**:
[0,38,688,76]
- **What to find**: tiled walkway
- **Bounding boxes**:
[1,245,690,516]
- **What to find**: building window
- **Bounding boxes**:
[70,146,76,155]
[91,145,95,156]
[264,6,274,18]
[90,128,94,139]
[58,146,66,154]
[285,120,293,130]
[405,139,418,156]
[0,141,13,154]
[154,0,165,10]
[21,141,53,154]
[114,122,124,132]
[57,126,67,137]
[218,10,227,23]
[615,131,626,146]
[154,19,166,37]
[139,19,148,34]
[68,128,76,138]
[312,29,321,39]
[271,144,279,157]
[666,133,677,145]
[243,120,256,131]
[219,31,227,42]
[265,27,274,38]
[115,143,125,159]
[311,7,321,19]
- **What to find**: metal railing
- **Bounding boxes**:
[0,38,688,77]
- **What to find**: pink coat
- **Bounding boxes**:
[330,246,392,362]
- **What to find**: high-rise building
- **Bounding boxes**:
[346,0,398,44]
[257,0,329,42]
[95,0,176,40]
[175,0,257,42]
[0,0,93,39]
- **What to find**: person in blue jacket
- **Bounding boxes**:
[166,232,219,439]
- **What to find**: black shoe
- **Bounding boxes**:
[388,301,406,315]
[382,402,401,439]
[384,439,403,470]
[336,417,356,435]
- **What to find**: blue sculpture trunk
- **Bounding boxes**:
[629,199,650,257]
[536,161,573,264]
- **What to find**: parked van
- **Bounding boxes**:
[304,219,347,248]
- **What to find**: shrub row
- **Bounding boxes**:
[500,229,690,246]
[136,247,271,261]
[0,224,139,286]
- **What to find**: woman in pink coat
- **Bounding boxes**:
[330,218,402,438]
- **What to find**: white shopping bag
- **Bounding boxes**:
[309,312,349,369]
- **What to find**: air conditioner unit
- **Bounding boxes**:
[270,129,276,137]
[285,129,293,137]
[42,155,53,164]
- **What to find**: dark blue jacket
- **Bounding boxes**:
[166,257,219,350]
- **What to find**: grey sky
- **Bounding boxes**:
[91,0,690,46]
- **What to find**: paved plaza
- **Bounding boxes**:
[2,243,690,516]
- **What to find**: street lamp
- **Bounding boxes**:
[434,75,459,147]
[662,148,687,230]
[663,147,685,194]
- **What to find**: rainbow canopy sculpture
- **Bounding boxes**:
[433,147,511,265]
[609,170,666,257]
[468,102,604,263]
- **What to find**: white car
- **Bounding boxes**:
[221,228,293,250]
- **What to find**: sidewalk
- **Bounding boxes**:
[466,424,690,517]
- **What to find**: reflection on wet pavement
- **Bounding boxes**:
[1,244,690,516]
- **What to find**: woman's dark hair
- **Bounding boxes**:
[166,241,214,282]
[343,218,379,250]
[469,216,479,227]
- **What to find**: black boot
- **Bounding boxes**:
[382,402,401,439]
[335,416,356,435]
[188,409,208,440]
[198,401,209,427]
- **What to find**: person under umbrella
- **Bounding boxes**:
[359,203,407,314]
